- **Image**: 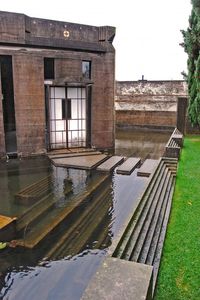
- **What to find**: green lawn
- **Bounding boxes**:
[154,136,200,300]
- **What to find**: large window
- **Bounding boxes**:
[44,58,55,79]
[82,61,91,79]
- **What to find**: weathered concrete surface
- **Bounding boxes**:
[116,157,141,175]
[137,159,159,177]
[0,11,115,157]
[81,257,153,300]
[115,80,188,129]
[97,156,124,172]
[51,154,108,169]
[48,151,101,160]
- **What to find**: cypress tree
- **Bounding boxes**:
[181,0,200,125]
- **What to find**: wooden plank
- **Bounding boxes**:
[97,156,124,172]
[137,159,159,177]
[116,157,141,175]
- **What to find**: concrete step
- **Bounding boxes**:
[145,174,174,266]
[151,177,176,292]
[126,166,169,261]
[15,175,53,205]
[113,160,165,259]
[15,174,109,249]
[45,184,111,259]
[97,156,124,172]
[137,172,173,264]
[137,159,159,177]
[116,157,141,175]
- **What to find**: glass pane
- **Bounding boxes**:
[68,87,77,99]
[55,120,65,131]
[55,132,63,143]
[81,99,86,118]
[71,99,78,119]
[55,87,65,98]
[68,120,78,130]
[72,131,78,141]
[55,99,62,119]
[50,99,55,119]
[50,120,56,132]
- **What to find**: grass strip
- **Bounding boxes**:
[155,136,200,300]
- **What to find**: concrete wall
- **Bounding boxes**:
[0,11,115,156]
[115,80,188,130]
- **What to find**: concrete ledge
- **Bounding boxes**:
[81,257,153,300]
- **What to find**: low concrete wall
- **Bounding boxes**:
[115,80,188,130]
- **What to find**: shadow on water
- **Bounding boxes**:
[0,128,169,299]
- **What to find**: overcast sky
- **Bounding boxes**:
[1,0,192,81]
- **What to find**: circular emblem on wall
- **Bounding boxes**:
[63,30,70,38]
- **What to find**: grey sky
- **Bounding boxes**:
[0,0,192,80]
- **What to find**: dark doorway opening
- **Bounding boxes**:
[0,55,17,154]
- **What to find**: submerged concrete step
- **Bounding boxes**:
[97,156,124,172]
[15,175,53,205]
[116,157,141,175]
[137,159,159,177]
[15,174,109,249]
[45,185,111,259]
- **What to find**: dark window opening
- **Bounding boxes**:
[0,55,17,153]
[44,58,55,79]
[82,61,91,79]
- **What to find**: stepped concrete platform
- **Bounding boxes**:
[15,175,52,205]
[48,151,102,160]
[81,257,153,300]
[111,157,177,296]
[15,174,109,249]
[97,156,124,172]
[171,128,183,147]
[165,138,181,159]
[0,215,16,242]
[137,159,159,177]
[51,154,108,169]
[116,157,141,175]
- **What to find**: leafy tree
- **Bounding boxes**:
[181,0,200,125]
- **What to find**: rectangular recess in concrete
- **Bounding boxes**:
[137,159,159,177]
[116,157,141,175]
[97,156,124,172]
[81,257,153,300]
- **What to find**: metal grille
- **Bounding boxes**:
[49,87,86,149]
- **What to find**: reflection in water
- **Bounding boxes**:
[0,128,169,299]
[115,128,171,159]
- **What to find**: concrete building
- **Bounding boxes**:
[0,11,115,157]
[115,80,188,130]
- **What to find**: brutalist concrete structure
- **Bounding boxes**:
[0,11,115,157]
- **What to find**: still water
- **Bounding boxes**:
[0,129,170,300]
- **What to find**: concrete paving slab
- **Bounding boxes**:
[97,156,124,172]
[51,154,108,169]
[137,159,159,177]
[48,151,101,160]
[81,257,153,300]
[116,157,141,175]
